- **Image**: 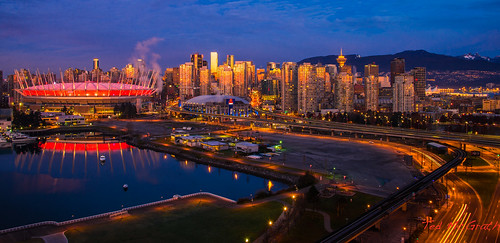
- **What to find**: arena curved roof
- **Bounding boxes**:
[184,95,249,105]
[17,82,156,97]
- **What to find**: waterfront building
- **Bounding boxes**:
[393,73,415,112]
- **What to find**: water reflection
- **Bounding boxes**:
[0,140,288,229]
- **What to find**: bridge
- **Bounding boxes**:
[320,147,466,242]
[166,108,500,148]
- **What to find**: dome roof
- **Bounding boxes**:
[184,95,249,105]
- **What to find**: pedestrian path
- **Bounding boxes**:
[40,232,68,243]
[306,208,333,233]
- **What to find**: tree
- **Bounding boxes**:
[306,185,320,203]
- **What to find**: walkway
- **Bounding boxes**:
[306,208,333,233]
[40,232,68,243]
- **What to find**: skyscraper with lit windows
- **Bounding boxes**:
[179,62,194,101]
[218,65,233,95]
[364,64,379,111]
[281,62,298,113]
[393,73,414,113]
[199,66,210,96]
[210,52,218,75]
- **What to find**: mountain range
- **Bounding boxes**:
[298,50,500,73]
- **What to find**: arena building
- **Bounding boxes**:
[182,95,251,116]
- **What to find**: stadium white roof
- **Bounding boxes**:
[184,95,249,105]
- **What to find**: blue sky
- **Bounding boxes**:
[0,0,499,74]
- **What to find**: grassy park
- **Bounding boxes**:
[65,197,283,243]
[456,172,498,209]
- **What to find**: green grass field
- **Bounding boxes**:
[280,211,327,243]
[456,172,498,209]
[65,199,283,243]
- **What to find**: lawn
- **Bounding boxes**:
[318,192,383,230]
[280,211,327,243]
[463,155,489,167]
[65,199,283,243]
[455,172,498,209]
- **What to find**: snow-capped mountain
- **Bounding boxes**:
[460,53,491,62]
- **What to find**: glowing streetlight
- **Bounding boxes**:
[429,200,433,204]
[434,209,438,213]
[245,238,249,242]
[283,206,288,211]
[268,220,273,226]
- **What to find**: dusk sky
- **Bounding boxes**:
[1,0,499,74]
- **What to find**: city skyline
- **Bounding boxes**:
[1,0,499,73]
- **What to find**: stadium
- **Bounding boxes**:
[14,60,158,118]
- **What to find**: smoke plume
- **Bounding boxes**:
[130,37,164,91]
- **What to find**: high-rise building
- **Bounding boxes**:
[179,62,194,101]
[411,67,426,100]
[245,61,256,89]
[281,62,298,113]
[393,73,415,113]
[325,64,337,93]
[210,52,218,75]
[335,71,354,112]
[364,70,379,112]
[298,63,325,114]
[123,64,135,79]
[218,65,233,95]
[364,63,379,77]
[93,58,100,70]
[256,68,266,85]
[199,66,211,96]
[390,58,405,85]
[226,55,235,69]
[190,53,204,70]
[233,61,248,97]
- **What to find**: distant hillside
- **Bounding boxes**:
[298,50,500,73]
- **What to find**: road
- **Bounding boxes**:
[166,108,500,148]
